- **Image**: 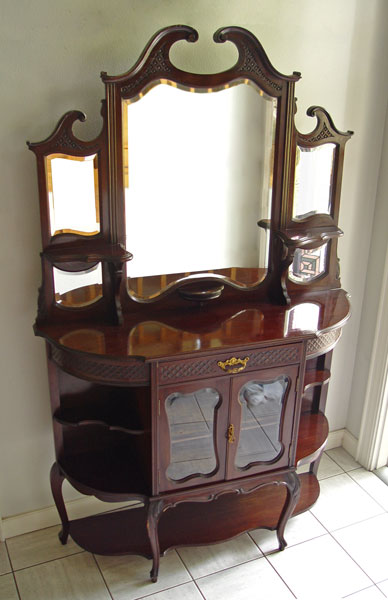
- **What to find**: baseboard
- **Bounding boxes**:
[2,496,139,540]
[341,428,358,458]
[325,428,345,450]
[2,428,355,540]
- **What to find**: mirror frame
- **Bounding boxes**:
[28,25,352,325]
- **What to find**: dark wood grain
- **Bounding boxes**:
[67,472,319,556]
[29,25,351,580]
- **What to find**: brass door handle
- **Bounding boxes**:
[218,356,249,374]
[227,424,236,444]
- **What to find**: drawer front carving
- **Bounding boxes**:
[158,343,302,385]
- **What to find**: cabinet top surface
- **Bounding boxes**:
[35,289,350,361]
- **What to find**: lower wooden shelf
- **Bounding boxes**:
[68,472,319,557]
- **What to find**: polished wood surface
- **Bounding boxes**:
[67,472,319,557]
[29,25,352,582]
[36,288,350,362]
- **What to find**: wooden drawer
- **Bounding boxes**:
[157,343,302,385]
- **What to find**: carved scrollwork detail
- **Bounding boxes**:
[306,328,342,358]
[238,44,282,91]
[159,345,301,383]
[309,123,333,143]
[53,131,84,150]
[50,345,150,384]
[122,49,172,94]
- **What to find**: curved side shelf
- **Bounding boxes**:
[56,418,146,436]
[53,409,146,436]
[49,345,150,385]
[67,472,319,556]
[306,328,342,358]
[303,368,331,392]
[296,411,329,466]
[58,445,151,502]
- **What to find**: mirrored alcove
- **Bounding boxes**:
[46,154,100,237]
[289,244,328,284]
[122,81,276,299]
[53,264,103,307]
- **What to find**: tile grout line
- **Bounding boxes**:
[342,584,387,599]
[11,571,22,600]
[91,554,115,600]
[312,514,380,591]
[6,548,86,574]
[248,538,298,599]
[174,550,207,600]
[346,471,388,514]
[262,556,298,598]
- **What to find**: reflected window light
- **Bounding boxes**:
[123,83,276,284]
[284,302,320,335]
[53,264,102,308]
[293,144,335,220]
[46,154,100,236]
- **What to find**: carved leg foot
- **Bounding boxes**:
[147,500,164,583]
[276,471,301,552]
[50,462,69,545]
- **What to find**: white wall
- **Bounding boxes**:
[0,0,387,518]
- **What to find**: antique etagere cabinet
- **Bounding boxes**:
[29,26,352,581]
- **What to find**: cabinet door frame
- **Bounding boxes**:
[226,365,300,480]
[156,377,230,493]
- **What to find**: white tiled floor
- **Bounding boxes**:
[1,450,388,599]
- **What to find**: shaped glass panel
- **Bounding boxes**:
[123,82,276,299]
[53,264,103,307]
[293,144,335,220]
[165,387,219,481]
[289,244,327,283]
[235,376,288,468]
[46,154,100,236]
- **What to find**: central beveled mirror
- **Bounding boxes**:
[123,81,276,300]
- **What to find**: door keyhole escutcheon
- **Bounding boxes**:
[227,424,236,444]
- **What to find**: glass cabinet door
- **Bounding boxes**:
[227,366,299,479]
[235,376,288,468]
[157,378,229,492]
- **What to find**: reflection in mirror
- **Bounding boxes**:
[53,263,102,307]
[46,154,100,237]
[236,376,288,468]
[284,302,320,335]
[123,82,276,299]
[293,144,335,220]
[289,244,327,284]
[165,388,219,481]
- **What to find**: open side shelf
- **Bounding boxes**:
[303,369,331,392]
[59,444,151,500]
[56,408,327,501]
[296,411,328,466]
[68,472,319,557]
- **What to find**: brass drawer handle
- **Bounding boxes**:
[227,424,236,444]
[217,356,249,374]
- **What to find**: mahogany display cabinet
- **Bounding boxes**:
[28,26,352,582]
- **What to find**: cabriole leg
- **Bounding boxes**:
[276,471,301,551]
[147,500,164,582]
[50,462,69,545]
